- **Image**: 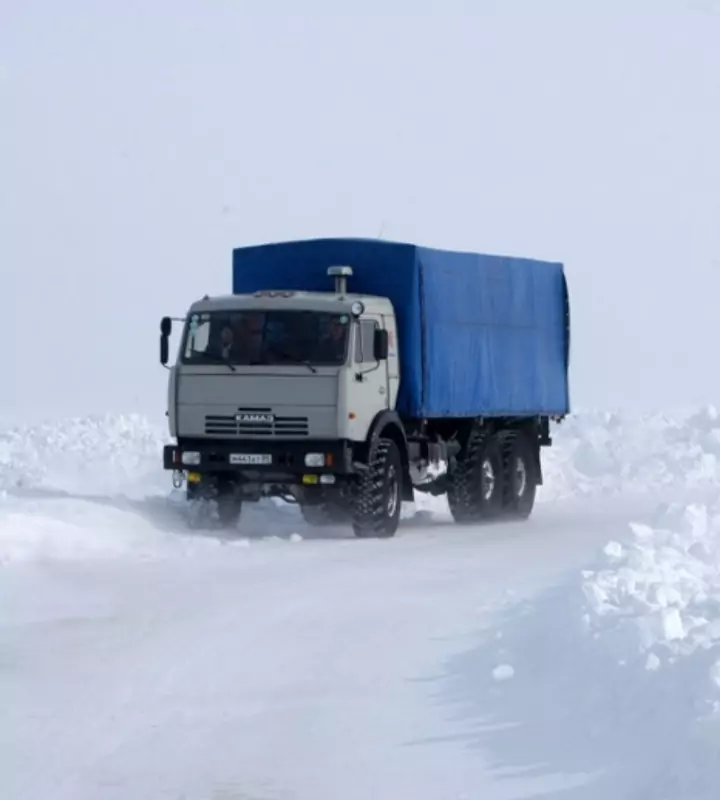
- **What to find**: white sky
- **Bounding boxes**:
[3,1,719,420]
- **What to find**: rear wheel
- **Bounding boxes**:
[352,438,402,538]
[498,431,537,519]
[447,432,504,524]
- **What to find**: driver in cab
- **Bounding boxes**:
[314,317,348,363]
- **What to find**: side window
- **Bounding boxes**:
[354,320,379,363]
[184,318,210,358]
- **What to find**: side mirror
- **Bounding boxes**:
[160,333,169,366]
[373,329,389,361]
[160,317,172,366]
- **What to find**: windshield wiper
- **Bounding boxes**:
[294,359,317,374]
[266,346,317,373]
[200,353,236,372]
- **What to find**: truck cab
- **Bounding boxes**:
[161,266,404,534]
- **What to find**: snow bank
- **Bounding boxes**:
[3,405,720,504]
[0,412,168,499]
[541,404,720,500]
[3,405,720,564]
[0,414,217,564]
[436,412,720,796]
[441,501,720,797]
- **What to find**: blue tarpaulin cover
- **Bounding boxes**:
[232,238,570,418]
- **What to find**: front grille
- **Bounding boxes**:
[204,407,310,437]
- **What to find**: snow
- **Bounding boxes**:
[3,406,720,797]
[583,499,720,672]
[540,405,720,501]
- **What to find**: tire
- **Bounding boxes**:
[498,431,537,520]
[300,502,348,527]
[352,438,402,538]
[447,432,504,524]
[215,491,243,529]
[185,478,242,530]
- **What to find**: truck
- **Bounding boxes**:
[159,237,570,537]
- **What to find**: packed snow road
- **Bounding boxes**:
[2,499,646,800]
[3,408,720,799]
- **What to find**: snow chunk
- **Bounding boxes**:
[492,664,515,681]
[604,541,625,560]
[662,608,686,641]
[645,653,661,671]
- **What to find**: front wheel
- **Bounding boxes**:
[352,438,402,538]
[186,477,242,531]
[215,490,243,529]
[300,501,349,527]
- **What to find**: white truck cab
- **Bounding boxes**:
[161,266,410,536]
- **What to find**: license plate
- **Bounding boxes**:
[229,453,272,465]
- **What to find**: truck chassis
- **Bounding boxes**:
[163,414,558,538]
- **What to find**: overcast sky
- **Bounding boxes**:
[3,1,719,421]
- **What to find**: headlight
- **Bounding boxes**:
[304,453,325,467]
[181,451,201,466]
[351,301,365,317]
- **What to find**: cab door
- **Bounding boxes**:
[347,314,388,439]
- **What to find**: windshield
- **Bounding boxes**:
[181,309,351,367]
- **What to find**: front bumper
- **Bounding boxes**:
[163,439,355,479]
